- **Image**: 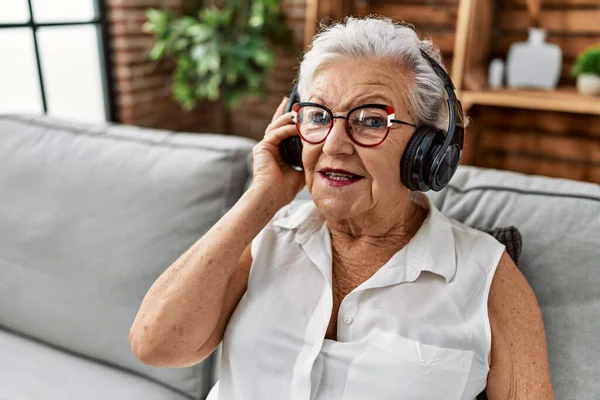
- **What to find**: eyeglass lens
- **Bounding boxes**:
[297,106,389,145]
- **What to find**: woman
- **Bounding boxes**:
[130,17,554,399]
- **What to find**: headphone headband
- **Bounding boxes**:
[419,49,454,89]
[418,49,464,147]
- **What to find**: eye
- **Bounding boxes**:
[305,109,331,125]
[312,111,330,124]
[360,116,386,128]
[351,108,389,130]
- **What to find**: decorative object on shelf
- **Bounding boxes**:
[143,0,294,111]
[506,27,562,90]
[488,58,505,88]
[572,45,600,96]
[506,0,562,90]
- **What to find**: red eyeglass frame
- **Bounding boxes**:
[291,102,417,147]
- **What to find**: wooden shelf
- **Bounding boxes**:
[461,86,600,115]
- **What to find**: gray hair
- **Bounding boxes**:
[297,16,463,131]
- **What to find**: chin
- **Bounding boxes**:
[307,175,371,220]
[313,195,365,221]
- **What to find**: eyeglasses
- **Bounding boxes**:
[291,102,416,147]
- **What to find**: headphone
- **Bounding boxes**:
[278,49,464,192]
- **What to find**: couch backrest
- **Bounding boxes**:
[427,166,600,399]
[0,115,256,399]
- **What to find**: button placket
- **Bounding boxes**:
[338,293,358,341]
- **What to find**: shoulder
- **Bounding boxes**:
[440,211,507,270]
[419,192,504,255]
[413,193,505,276]
[447,216,504,247]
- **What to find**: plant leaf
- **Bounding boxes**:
[573,45,600,76]
[253,48,274,67]
[149,41,166,60]
[144,9,170,34]
[188,24,213,43]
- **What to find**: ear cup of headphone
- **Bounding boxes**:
[400,126,445,192]
[429,141,462,191]
[279,135,303,170]
[400,128,428,191]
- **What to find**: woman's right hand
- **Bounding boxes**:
[250,96,305,208]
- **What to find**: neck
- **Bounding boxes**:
[327,194,428,276]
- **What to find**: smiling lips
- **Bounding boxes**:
[319,168,364,187]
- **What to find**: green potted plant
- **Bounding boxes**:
[143,0,294,126]
[572,45,600,96]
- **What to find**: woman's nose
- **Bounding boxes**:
[322,118,354,156]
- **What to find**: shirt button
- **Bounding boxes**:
[343,315,354,325]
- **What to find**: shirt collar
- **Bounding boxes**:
[272,193,457,283]
[405,192,457,283]
[272,200,324,237]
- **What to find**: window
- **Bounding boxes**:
[0,0,115,122]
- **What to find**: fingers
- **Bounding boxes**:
[271,96,289,123]
[268,111,294,131]
[264,97,295,144]
[263,121,298,146]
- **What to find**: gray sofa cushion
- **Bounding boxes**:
[426,166,600,400]
[0,115,256,399]
[0,328,191,400]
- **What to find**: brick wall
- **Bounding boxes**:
[107,0,306,137]
[108,0,219,133]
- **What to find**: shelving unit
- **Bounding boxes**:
[461,87,600,116]
[449,0,600,182]
[452,0,600,116]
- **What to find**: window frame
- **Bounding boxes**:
[0,0,116,121]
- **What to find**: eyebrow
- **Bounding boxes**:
[308,95,395,111]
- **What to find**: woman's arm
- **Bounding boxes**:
[129,187,279,367]
[486,252,554,399]
[129,96,305,368]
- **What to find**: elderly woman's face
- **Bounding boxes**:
[302,60,416,220]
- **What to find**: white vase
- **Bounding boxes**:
[506,27,562,90]
[576,74,600,96]
[488,58,505,88]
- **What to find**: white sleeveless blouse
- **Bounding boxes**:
[219,193,505,400]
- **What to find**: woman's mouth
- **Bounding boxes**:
[319,169,363,187]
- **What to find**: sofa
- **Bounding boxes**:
[1,114,599,400]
